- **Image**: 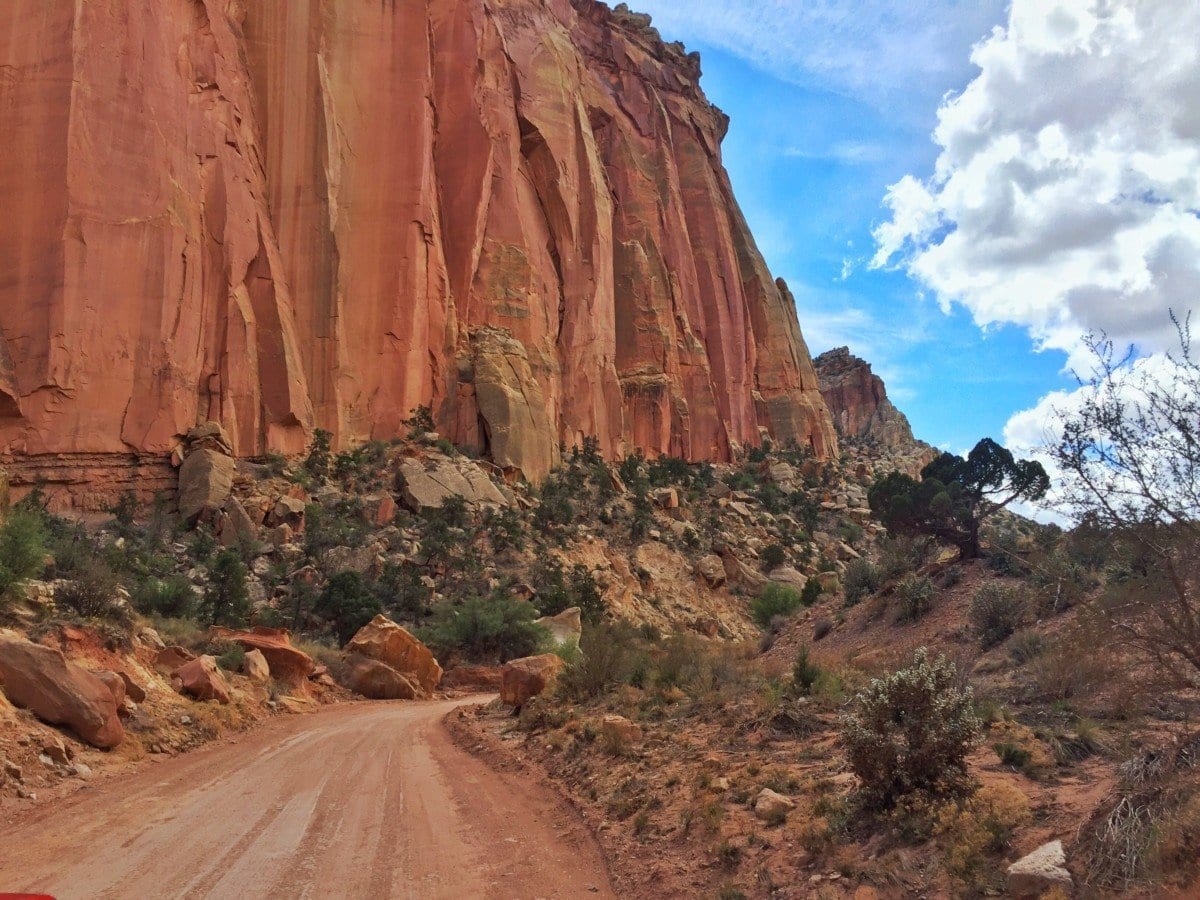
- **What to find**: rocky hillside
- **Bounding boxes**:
[0,0,835,509]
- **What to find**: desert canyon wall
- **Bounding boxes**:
[0,0,836,508]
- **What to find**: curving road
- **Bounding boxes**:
[0,698,616,899]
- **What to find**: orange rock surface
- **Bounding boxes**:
[0,0,835,502]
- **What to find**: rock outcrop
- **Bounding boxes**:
[345,615,442,695]
[1006,840,1073,898]
[0,636,124,749]
[208,626,316,687]
[171,656,232,704]
[0,0,835,507]
[500,654,566,708]
[343,654,423,701]
[813,348,918,450]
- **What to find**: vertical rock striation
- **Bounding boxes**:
[0,0,836,505]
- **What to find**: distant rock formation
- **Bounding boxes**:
[814,347,936,477]
[0,0,836,507]
[814,348,918,449]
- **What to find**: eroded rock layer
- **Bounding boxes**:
[0,0,836,501]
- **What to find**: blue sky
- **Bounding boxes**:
[627,1,1200,460]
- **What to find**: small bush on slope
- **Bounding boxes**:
[840,648,981,809]
[420,594,549,664]
[751,584,803,628]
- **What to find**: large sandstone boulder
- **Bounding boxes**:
[500,654,565,708]
[754,788,796,822]
[172,655,232,704]
[0,636,124,748]
[345,615,442,693]
[178,448,235,524]
[209,626,316,686]
[396,457,507,512]
[695,554,726,588]
[1007,840,1073,898]
[534,607,582,648]
[767,566,808,593]
[154,645,196,673]
[343,653,422,700]
[219,497,259,549]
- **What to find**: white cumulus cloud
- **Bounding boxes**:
[872,0,1200,365]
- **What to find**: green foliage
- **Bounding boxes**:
[558,621,645,700]
[331,440,389,490]
[202,549,251,627]
[751,583,804,628]
[761,543,787,571]
[869,439,1049,558]
[840,648,981,808]
[800,578,822,607]
[791,646,822,696]
[534,473,576,533]
[993,742,1033,772]
[303,428,333,479]
[619,451,646,487]
[986,528,1026,576]
[895,574,935,624]
[304,499,369,559]
[532,556,605,623]
[0,508,48,597]
[108,491,140,540]
[1008,629,1046,665]
[419,594,549,663]
[844,559,881,606]
[405,404,436,438]
[132,574,198,620]
[55,555,126,623]
[214,642,246,672]
[878,534,933,581]
[484,506,525,553]
[630,489,655,542]
[316,570,382,644]
[372,561,432,622]
[969,583,1026,649]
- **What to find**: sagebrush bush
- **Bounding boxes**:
[840,648,981,808]
[55,556,126,623]
[895,574,935,623]
[878,535,932,580]
[751,583,803,628]
[1007,628,1046,665]
[844,559,880,606]
[935,782,1032,893]
[419,594,549,663]
[557,621,645,700]
[969,583,1026,649]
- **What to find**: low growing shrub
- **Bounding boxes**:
[419,594,549,664]
[751,584,804,628]
[844,559,880,607]
[895,574,935,624]
[840,648,981,808]
[969,583,1026,649]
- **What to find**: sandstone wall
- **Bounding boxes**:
[0,0,836,503]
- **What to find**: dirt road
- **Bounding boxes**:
[0,698,616,899]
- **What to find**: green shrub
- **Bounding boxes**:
[303,428,333,479]
[213,641,246,672]
[317,570,382,643]
[0,508,48,595]
[840,648,981,808]
[791,646,822,696]
[558,621,643,700]
[304,498,369,559]
[131,574,197,619]
[405,404,436,438]
[986,528,1026,576]
[969,583,1026,649]
[844,559,880,606]
[202,550,251,626]
[372,561,432,622]
[993,741,1033,772]
[895,574,935,624]
[761,544,787,571]
[1007,629,1046,665]
[751,583,804,628]
[419,594,549,664]
[532,556,605,623]
[55,556,126,622]
[800,578,822,607]
[878,535,933,580]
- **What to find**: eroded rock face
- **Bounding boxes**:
[0,0,835,505]
[171,656,232,705]
[343,654,422,701]
[814,348,918,451]
[0,636,124,749]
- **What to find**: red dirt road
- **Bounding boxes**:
[0,698,616,899]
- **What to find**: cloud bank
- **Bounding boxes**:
[872,0,1200,365]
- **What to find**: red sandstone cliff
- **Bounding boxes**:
[0,0,835,505]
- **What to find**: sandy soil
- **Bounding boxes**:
[0,697,615,899]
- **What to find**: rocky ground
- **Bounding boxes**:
[2,414,1199,897]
